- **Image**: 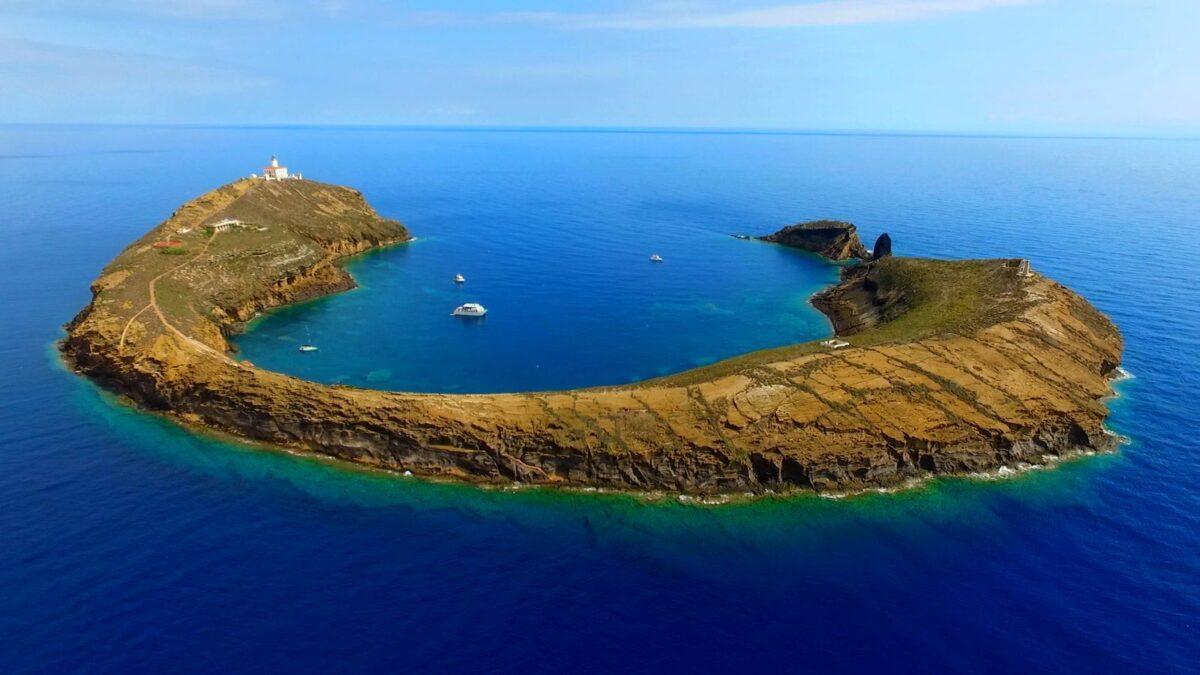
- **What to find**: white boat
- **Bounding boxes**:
[298,326,318,352]
[454,274,466,283]
[650,254,664,262]
[451,303,487,317]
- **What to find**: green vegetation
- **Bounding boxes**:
[627,256,1028,390]
[797,219,855,230]
[851,257,1028,345]
[156,277,206,335]
[87,178,409,356]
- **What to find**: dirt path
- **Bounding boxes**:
[118,304,153,349]
[118,230,233,363]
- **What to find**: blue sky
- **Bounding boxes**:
[2,0,1198,134]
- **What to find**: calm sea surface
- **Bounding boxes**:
[1,126,1198,672]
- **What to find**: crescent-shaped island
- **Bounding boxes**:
[62,176,1124,494]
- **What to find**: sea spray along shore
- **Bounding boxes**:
[62,177,1124,494]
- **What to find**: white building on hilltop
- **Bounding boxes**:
[256,155,302,181]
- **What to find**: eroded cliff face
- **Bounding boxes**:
[62,180,1124,495]
[812,262,911,335]
[758,220,870,260]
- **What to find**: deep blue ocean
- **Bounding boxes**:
[1,126,1198,673]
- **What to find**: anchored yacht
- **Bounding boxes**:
[452,303,487,317]
[650,254,664,262]
[454,274,466,284]
[298,327,318,352]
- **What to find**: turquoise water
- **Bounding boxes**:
[2,126,1199,671]
[234,217,837,393]
[228,128,846,392]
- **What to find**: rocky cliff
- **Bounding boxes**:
[62,180,1124,495]
[758,220,870,260]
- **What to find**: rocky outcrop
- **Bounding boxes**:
[871,233,892,261]
[811,263,907,335]
[758,220,870,260]
[62,179,1124,495]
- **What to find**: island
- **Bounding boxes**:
[62,177,1124,494]
[757,220,869,260]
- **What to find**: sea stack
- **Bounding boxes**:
[871,233,893,260]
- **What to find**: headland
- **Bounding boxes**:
[62,177,1124,494]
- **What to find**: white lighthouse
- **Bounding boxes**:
[259,155,302,181]
[263,155,289,180]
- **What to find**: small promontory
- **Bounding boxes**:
[63,179,1124,495]
[758,220,870,260]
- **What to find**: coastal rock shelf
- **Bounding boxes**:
[63,179,1124,494]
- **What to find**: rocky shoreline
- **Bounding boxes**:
[62,179,1125,495]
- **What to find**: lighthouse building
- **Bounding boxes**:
[256,155,302,181]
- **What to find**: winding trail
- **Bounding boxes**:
[119,230,233,363]
[118,304,153,349]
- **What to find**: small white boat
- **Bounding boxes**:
[298,326,318,352]
[454,274,466,284]
[650,254,664,262]
[451,303,487,317]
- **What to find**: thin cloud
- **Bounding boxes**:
[0,0,1046,28]
[584,0,1044,29]
[399,0,1044,30]
[0,37,271,92]
[0,0,307,21]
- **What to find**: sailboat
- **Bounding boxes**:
[298,326,318,352]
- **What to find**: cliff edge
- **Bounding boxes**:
[62,180,1124,495]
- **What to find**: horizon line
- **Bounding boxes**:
[3,122,1198,142]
